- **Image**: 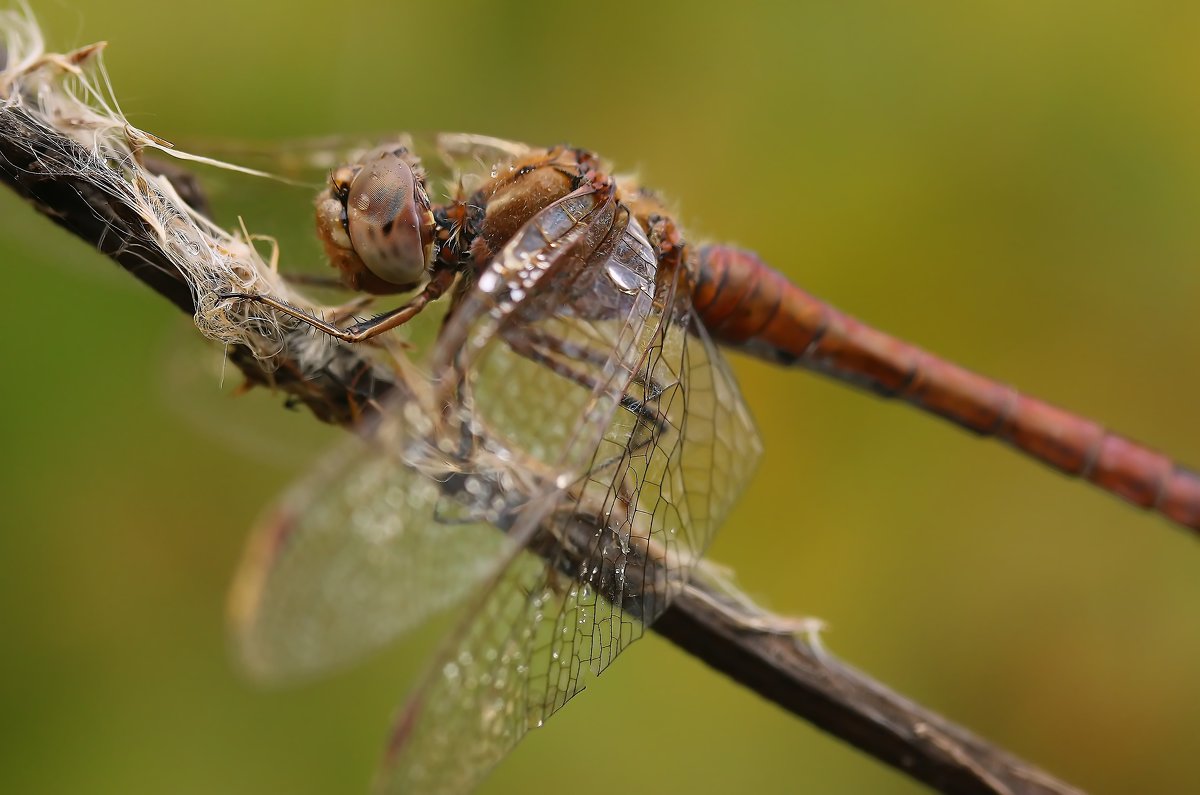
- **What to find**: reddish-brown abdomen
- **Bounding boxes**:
[693,245,827,362]
[692,244,1200,535]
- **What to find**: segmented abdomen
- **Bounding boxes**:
[692,244,1200,533]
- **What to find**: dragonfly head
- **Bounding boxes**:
[315,144,435,294]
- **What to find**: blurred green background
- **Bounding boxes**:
[3,1,1200,793]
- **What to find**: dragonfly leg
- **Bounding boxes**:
[221,266,457,343]
[504,329,671,440]
[279,273,381,322]
[327,294,376,325]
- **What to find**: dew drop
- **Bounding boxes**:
[477,270,499,292]
[605,262,642,294]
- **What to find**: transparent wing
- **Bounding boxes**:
[228,179,629,683]
[430,132,533,196]
[186,131,532,201]
[374,206,762,794]
[229,432,509,683]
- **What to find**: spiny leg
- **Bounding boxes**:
[220,266,458,343]
[278,273,378,322]
[326,295,377,325]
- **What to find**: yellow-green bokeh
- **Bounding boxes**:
[2,2,1199,793]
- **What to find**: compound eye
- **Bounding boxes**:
[345,148,427,286]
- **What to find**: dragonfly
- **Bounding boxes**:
[221,133,1200,795]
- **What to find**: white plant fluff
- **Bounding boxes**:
[0,5,330,366]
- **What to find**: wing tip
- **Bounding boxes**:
[370,695,425,795]
[225,503,301,680]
